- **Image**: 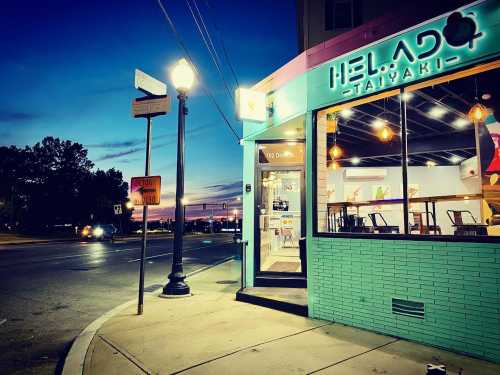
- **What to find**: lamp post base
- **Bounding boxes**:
[162,272,190,296]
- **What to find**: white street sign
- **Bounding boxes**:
[135,69,167,96]
[114,204,122,215]
[132,96,170,118]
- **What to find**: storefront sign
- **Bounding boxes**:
[236,88,266,122]
[310,1,500,105]
[329,10,485,98]
[258,142,304,165]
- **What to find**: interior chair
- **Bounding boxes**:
[410,212,442,235]
[446,210,488,236]
[368,213,400,234]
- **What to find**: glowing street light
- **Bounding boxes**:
[163,58,196,298]
[171,58,195,93]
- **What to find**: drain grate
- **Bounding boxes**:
[216,280,238,285]
[144,284,163,293]
[392,298,424,319]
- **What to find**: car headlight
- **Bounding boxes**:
[93,227,104,237]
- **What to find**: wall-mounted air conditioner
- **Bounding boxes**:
[459,156,479,179]
[344,168,387,180]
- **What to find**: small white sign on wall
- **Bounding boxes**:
[235,88,266,122]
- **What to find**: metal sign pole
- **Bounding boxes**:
[138,115,152,315]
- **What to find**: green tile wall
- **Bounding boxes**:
[307,237,500,363]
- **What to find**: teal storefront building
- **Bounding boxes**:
[238,0,500,363]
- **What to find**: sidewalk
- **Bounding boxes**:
[80,261,500,375]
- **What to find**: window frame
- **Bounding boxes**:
[312,59,500,243]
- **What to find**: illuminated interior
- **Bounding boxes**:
[317,61,500,236]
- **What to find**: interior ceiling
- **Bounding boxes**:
[328,67,500,167]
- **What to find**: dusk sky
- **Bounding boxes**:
[0,0,297,218]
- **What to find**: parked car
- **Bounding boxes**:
[80,224,117,241]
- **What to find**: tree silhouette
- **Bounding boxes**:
[0,137,132,234]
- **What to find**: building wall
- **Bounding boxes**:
[307,237,500,362]
[297,0,474,52]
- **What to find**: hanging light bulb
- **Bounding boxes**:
[468,77,489,124]
[468,103,488,124]
[329,144,343,159]
[377,125,394,142]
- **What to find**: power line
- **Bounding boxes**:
[202,0,240,89]
[155,0,241,142]
[184,0,235,105]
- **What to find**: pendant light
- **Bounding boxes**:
[468,78,489,124]
[377,98,394,142]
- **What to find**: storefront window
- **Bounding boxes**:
[405,64,500,237]
[316,91,404,234]
[315,62,500,238]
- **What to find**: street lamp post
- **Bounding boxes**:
[163,58,195,297]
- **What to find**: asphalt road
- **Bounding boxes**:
[0,233,239,375]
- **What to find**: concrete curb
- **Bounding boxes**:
[61,255,236,375]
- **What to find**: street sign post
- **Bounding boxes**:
[131,176,161,206]
[133,69,168,315]
[113,204,122,215]
[132,96,170,118]
[135,69,167,96]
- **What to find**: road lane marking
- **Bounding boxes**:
[0,237,234,268]
[126,241,234,263]
[0,318,7,326]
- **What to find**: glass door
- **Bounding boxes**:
[258,169,303,274]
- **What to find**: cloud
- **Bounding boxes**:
[95,139,177,161]
[87,124,209,152]
[204,180,243,192]
[87,139,143,149]
[95,147,144,161]
[117,157,141,164]
[0,111,40,123]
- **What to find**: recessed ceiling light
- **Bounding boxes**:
[340,108,354,118]
[450,155,463,164]
[453,117,470,128]
[371,118,386,129]
[284,129,297,136]
[351,157,361,165]
[428,106,447,118]
[426,160,437,168]
[401,92,414,101]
